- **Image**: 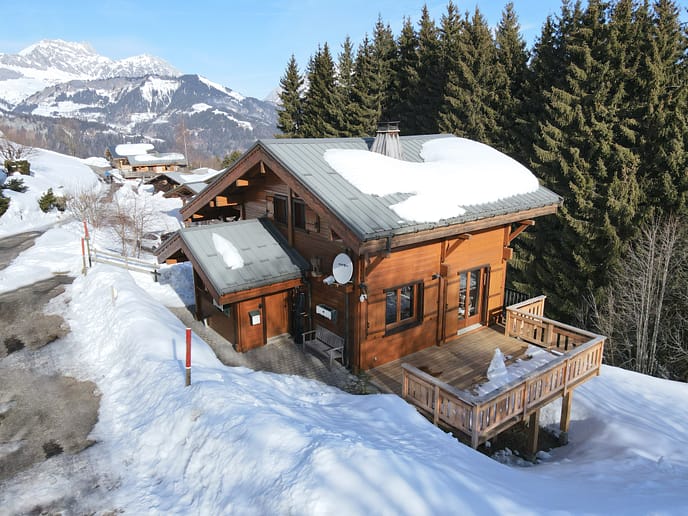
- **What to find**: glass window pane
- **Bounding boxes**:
[274,197,287,224]
[293,200,306,229]
[468,270,479,317]
[385,291,397,325]
[400,285,414,320]
[458,272,467,320]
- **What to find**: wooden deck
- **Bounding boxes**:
[368,325,529,395]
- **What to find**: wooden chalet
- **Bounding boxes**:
[106,143,187,179]
[157,125,605,452]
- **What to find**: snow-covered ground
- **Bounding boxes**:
[1,146,687,514]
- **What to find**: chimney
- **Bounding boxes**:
[371,121,402,159]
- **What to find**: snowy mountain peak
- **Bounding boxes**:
[18,39,97,58]
[0,39,180,105]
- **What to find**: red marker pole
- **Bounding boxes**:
[185,327,192,387]
[83,220,92,267]
[81,238,87,275]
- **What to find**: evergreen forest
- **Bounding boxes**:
[277,0,688,381]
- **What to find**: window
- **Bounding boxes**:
[273,196,287,224]
[292,199,306,230]
[385,281,423,334]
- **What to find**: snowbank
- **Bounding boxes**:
[0,148,102,237]
[20,265,682,515]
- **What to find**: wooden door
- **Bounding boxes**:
[444,267,488,339]
[265,291,289,338]
[458,267,486,330]
[237,298,265,352]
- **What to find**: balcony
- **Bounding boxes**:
[367,296,605,454]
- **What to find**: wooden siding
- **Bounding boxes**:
[357,227,509,370]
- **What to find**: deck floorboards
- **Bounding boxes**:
[368,326,529,395]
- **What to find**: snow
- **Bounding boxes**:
[81,156,111,168]
[199,75,244,101]
[476,345,559,396]
[191,102,212,113]
[115,143,154,156]
[2,144,688,515]
[324,137,540,223]
[128,152,185,165]
[212,232,244,269]
[486,348,508,382]
[212,109,254,130]
[0,147,102,238]
[139,77,179,104]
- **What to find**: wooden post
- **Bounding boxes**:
[81,238,87,275]
[471,406,480,449]
[185,327,192,387]
[560,391,573,445]
[402,368,408,398]
[433,385,440,425]
[526,409,540,460]
[83,220,92,267]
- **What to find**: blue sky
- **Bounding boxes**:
[2,1,687,99]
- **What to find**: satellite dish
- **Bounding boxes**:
[332,253,353,284]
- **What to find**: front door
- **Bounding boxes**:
[444,266,488,340]
[265,291,289,338]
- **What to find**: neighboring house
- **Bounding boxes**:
[157,124,605,451]
[148,168,223,203]
[163,181,211,204]
[106,143,187,179]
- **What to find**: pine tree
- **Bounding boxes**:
[372,17,397,122]
[494,2,530,160]
[301,44,342,138]
[635,0,688,217]
[337,36,357,136]
[389,17,420,133]
[439,7,505,145]
[413,5,443,134]
[276,54,304,137]
[350,37,380,136]
[523,0,641,322]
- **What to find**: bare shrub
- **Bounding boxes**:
[65,186,106,229]
[592,216,688,380]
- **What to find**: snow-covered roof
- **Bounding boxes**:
[128,152,186,167]
[257,135,561,241]
[115,143,154,156]
[173,219,309,297]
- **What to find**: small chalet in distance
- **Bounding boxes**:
[106,143,187,179]
[157,124,605,451]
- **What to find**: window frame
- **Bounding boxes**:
[384,280,424,335]
[273,195,288,225]
[292,198,306,230]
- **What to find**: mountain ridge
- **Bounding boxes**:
[0,39,278,163]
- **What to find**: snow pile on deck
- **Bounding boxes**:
[324,137,539,223]
[476,345,558,396]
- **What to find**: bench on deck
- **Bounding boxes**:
[301,325,344,368]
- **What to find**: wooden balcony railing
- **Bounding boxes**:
[402,296,605,448]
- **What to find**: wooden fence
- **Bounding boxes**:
[92,248,160,281]
[402,296,604,448]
